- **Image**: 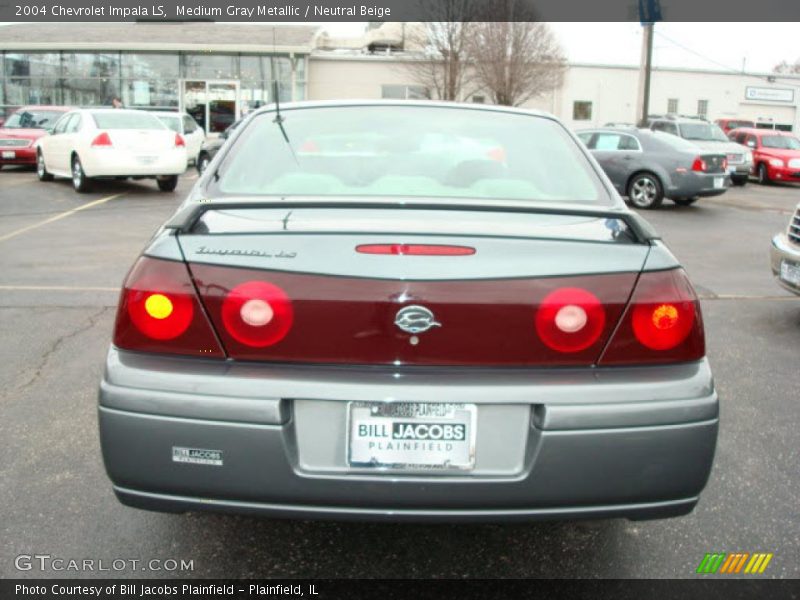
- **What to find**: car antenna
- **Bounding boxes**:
[272,28,299,166]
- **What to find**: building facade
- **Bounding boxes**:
[2,22,799,133]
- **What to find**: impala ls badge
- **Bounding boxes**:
[394,305,441,334]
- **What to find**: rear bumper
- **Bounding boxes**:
[98,348,719,522]
[82,149,186,177]
[667,172,729,199]
[770,233,800,295]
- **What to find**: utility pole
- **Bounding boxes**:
[637,0,662,126]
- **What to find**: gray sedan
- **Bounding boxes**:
[98,102,717,522]
[577,128,730,209]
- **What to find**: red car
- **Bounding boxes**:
[715,118,755,135]
[0,105,71,169]
[729,127,800,184]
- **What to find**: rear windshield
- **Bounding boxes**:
[90,112,165,130]
[678,123,728,142]
[211,106,606,204]
[4,110,64,129]
[761,135,800,150]
[156,115,181,133]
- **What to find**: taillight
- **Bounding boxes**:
[535,287,606,353]
[356,244,476,256]
[220,281,293,347]
[113,257,224,357]
[722,158,728,170]
[600,268,704,365]
[175,133,185,148]
[91,132,112,147]
[691,157,707,172]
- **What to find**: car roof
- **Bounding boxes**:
[248,99,555,121]
[150,111,188,117]
[729,127,794,136]
[11,105,72,112]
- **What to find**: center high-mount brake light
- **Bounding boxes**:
[356,244,476,256]
[91,132,112,147]
[535,287,606,353]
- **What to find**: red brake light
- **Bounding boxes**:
[221,281,293,347]
[91,132,112,147]
[535,287,606,353]
[600,268,704,365]
[356,244,476,256]
[691,157,707,172]
[175,133,185,148]
[113,257,224,357]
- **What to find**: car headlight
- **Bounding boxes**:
[769,158,784,167]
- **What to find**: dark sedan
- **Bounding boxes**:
[577,128,730,209]
[196,119,242,174]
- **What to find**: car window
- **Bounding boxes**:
[212,106,607,204]
[651,131,699,151]
[183,115,198,134]
[594,133,623,150]
[745,135,758,148]
[156,115,181,133]
[65,114,82,134]
[576,132,594,147]
[618,135,641,151]
[761,135,800,150]
[652,121,678,136]
[3,109,65,129]
[52,113,72,134]
[679,123,728,141]
[91,111,165,130]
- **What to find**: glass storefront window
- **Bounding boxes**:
[183,54,238,80]
[62,53,119,78]
[240,55,272,81]
[5,53,61,78]
[122,79,179,108]
[61,78,119,106]
[4,78,61,106]
[121,53,179,79]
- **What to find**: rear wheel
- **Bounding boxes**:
[757,163,771,185]
[673,197,698,206]
[71,155,92,193]
[157,175,179,192]
[37,151,53,182]
[627,173,663,209]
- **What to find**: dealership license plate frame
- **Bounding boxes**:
[780,260,800,286]
[347,402,477,471]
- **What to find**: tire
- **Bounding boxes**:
[627,172,664,209]
[37,151,53,181]
[757,163,771,185]
[157,175,179,192]
[197,153,210,175]
[673,197,698,206]
[71,155,92,193]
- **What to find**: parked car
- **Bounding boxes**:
[728,128,800,185]
[577,127,729,209]
[715,118,755,135]
[35,109,187,193]
[0,105,71,169]
[770,202,800,295]
[196,119,241,174]
[98,101,717,522]
[649,116,753,186]
[153,111,205,166]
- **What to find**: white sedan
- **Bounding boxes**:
[152,111,205,166]
[35,109,187,193]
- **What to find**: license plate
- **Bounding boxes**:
[713,176,725,188]
[1,151,15,159]
[780,260,800,286]
[348,402,476,471]
[727,165,737,174]
[137,155,157,165]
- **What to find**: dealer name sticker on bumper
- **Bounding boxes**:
[172,446,223,466]
[348,402,476,471]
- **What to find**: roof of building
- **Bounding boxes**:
[0,23,320,53]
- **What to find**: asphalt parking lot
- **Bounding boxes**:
[0,167,798,579]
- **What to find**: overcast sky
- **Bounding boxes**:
[1,21,797,73]
[324,22,799,74]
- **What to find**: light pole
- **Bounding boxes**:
[637,0,662,126]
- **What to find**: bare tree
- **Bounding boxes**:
[402,1,480,101]
[774,59,800,74]
[468,2,567,106]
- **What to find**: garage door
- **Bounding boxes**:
[737,103,796,128]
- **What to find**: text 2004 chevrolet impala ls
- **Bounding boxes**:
[98,101,718,521]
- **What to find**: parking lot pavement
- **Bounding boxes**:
[0,170,798,578]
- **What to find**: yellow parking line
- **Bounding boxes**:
[0,193,124,243]
[0,285,119,292]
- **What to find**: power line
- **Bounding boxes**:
[653,30,742,74]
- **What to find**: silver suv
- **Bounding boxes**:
[650,116,753,186]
